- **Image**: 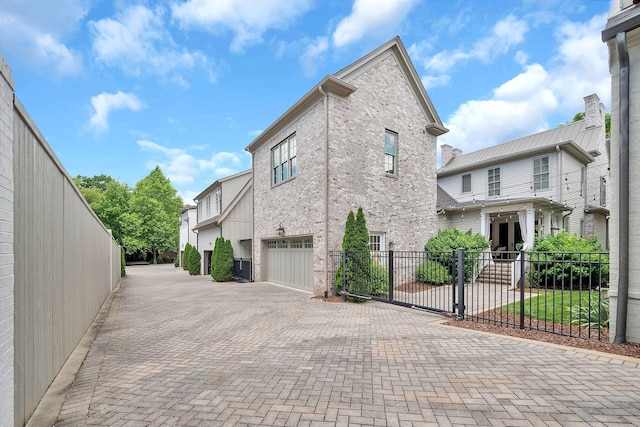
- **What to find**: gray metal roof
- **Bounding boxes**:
[437,119,602,176]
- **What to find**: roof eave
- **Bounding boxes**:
[244,75,356,153]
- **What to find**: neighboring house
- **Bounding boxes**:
[437,94,609,253]
[178,205,197,267]
[245,36,447,296]
[193,170,253,275]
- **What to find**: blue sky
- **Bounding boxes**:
[0,0,612,203]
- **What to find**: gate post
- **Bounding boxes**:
[388,248,394,302]
[519,249,526,329]
[457,248,465,319]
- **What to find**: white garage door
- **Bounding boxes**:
[264,238,314,291]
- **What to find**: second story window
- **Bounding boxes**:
[215,188,222,214]
[533,157,549,190]
[205,195,211,217]
[272,134,297,185]
[488,167,501,197]
[580,167,586,197]
[385,130,397,175]
[462,174,471,193]
[600,176,606,207]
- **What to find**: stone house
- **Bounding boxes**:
[192,170,253,275]
[437,94,609,254]
[245,36,447,296]
[602,0,640,343]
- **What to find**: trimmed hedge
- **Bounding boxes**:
[187,247,201,275]
[415,260,451,285]
[211,237,234,281]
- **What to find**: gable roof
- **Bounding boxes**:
[438,120,599,177]
[193,169,251,201]
[245,36,447,153]
[193,177,252,231]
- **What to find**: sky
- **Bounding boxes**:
[0,0,613,203]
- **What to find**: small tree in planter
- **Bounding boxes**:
[211,237,234,281]
[187,246,201,275]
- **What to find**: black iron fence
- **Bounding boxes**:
[329,249,610,340]
[233,258,252,282]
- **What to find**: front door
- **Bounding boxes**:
[499,223,508,248]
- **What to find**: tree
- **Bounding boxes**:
[188,247,201,275]
[74,174,131,245]
[211,237,234,281]
[125,167,183,263]
[183,243,193,270]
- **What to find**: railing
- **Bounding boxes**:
[330,249,610,340]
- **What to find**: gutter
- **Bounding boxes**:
[319,84,330,298]
[614,31,630,344]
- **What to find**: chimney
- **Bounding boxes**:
[584,93,604,129]
[441,144,453,166]
[452,148,462,158]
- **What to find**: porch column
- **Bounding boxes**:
[480,212,488,240]
[543,212,552,238]
[526,208,536,249]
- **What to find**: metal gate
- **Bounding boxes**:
[329,250,462,315]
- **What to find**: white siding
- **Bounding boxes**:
[221,185,253,259]
[438,153,560,204]
[560,153,587,236]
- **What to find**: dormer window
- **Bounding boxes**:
[533,157,549,190]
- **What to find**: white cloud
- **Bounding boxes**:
[90,5,206,79]
[421,74,450,90]
[137,141,246,188]
[247,129,263,138]
[333,0,417,48]
[413,14,529,90]
[440,64,558,154]
[437,13,609,157]
[90,91,145,131]
[171,0,312,53]
[0,0,87,76]
[300,36,329,77]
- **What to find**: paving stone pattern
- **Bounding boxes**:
[56,265,640,426]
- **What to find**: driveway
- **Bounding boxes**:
[43,265,640,426]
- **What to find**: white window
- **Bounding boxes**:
[600,176,606,207]
[462,174,471,193]
[272,134,297,185]
[197,202,202,220]
[488,167,501,197]
[580,167,586,197]
[205,195,211,217]
[369,233,385,251]
[215,188,222,214]
[533,157,549,190]
[384,130,397,175]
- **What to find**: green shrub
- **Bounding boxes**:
[211,237,234,281]
[416,260,451,285]
[567,293,609,330]
[187,247,201,275]
[424,228,489,281]
[120,247,126,277]
[527,232,609,288]
[183,244,192,270]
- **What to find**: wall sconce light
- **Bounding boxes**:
[388,241,394,251]
[277,224,285,236]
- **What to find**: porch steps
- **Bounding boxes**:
[477,261,512,286]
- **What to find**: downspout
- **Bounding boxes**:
[614,31,630,344]
[319,84,329,298]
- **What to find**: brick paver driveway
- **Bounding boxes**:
[54,264,640,426]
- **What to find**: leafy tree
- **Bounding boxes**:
[211,237,234,281]
[125,167,183,263]
[74,174,131,245]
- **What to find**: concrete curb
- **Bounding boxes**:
[25,277,124,427]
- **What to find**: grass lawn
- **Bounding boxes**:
[501,290,607,325]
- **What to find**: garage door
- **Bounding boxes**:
[264,238,314,291]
